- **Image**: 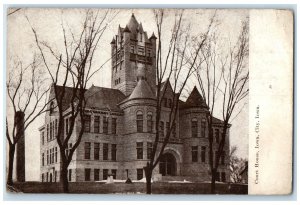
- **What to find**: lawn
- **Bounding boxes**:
[10,181,248,194]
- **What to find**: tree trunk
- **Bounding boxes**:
[211,168,216,194]
[60,163,69,193]
[7,143,16,186]
[144,163,152,194]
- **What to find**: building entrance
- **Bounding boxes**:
[159,153,177,176]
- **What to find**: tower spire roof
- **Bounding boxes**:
[138,22,144,33]
[110,37,116,44]
[127,13,139,33]
[149,32,157,40]
[124,25,131,33]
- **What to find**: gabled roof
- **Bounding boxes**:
[157,78,172,93]
[179,86,208,109]
[50,85,83,111]
[212,117,224,124]
[85,85,126,112]
[128,79,155,100]
[50,85,126,113]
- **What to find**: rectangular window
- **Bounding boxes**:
[50,122,53,141]
[52,148,55,163]
[192,120,198,138]
[42,173,44,182]
[55,147,57,163]
[173,123,176,138]
[166,122,170,136]
[84,142,91,160]
[136,142,143,159]
[215,129,220,143]
[130,45,135,53]
[94,169,100,181]
[55,119,58,136]
[201,146,206,163]
[221,151,225,165]
[137,169,143,180]
[66,143,72,158]
[111,118,117,134]
[192,146,198,162]
[146,49,151,57]
[94,143,100,160]
[111,144,117,161]
[159,121,164,137]
[221,172,226,182]
[52,121,55,139]
[42,132,45,145]
[84,115,91,132]
[47,150,49,164]
[103,143,108,160]
[215,151,218,163]
[68,169,71,181]
[49,148,52,164]
[54,170,57,182]
[147,142,153,160]
[85,169,91,181]
[42,153,44,166]
[201,121,206,138]
[103,117,108,134]
[47,124,49,141]
[136,113,143,132]
[46,172,49,182]
[147,114,153,133]
[65,118,69,136]
[103,169,108,180]
[168,99,172,108]
[111,169,117,179]
[52,148,55,164]
[216,172,220,182]
[94,116,100,133]
[137,46,144,55]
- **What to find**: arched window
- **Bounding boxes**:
[147,112,153,133]
[50,101,55,114]
[201,119,206,138]
[136,111,143,132]
[191,118,198,138]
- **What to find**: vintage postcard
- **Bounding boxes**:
[5,8,293,196]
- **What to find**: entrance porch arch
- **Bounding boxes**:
[159,148,182,176]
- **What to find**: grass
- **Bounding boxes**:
[10,181,248,194]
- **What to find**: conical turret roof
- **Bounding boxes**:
[128,79,155,100]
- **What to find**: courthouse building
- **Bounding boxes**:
[39,14,230,183]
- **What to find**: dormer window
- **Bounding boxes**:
[50,101,55,114]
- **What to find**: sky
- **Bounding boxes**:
[6,8,249,181]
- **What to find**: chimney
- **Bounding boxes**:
[15,111,25,182]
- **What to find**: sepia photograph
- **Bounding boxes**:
[5,7,291,196]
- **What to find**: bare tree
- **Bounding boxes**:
[6,55,51,186]
[143,9,215,194]
[28,9,118,193]
[192,18,249,193]
[229,146,247,183]
[7,8,22,16]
